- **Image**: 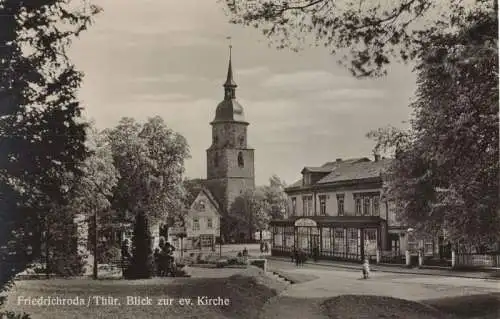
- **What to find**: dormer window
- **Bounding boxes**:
[303,173,311,186]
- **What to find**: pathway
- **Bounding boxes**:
[267,259,500,301]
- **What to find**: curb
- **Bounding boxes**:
[266,257,499,281]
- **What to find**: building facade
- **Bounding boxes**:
[270,156,415,262]
[179,188,221,250]
[204,47,255,241]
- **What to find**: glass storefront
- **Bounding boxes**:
[271,220,386,261]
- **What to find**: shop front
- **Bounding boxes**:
[271,216,387,262]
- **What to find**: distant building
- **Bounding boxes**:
[270,156,425,261]
[178,187,221,250]
[204,46,255,242]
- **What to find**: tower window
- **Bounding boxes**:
[214,152,219,167]
[237,152,244,168]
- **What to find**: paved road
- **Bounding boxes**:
[268,259,500,301]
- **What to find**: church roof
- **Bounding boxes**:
[213,99,246,123]
[212,45,247,124]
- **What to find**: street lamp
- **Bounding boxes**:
[219,218,222,257]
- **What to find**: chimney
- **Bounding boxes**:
[336,158,342,162]
[374,154,380,162]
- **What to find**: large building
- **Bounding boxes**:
[270,156,425,262]
[204,47,255,241]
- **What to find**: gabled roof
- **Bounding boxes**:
[286,157,392,190]
[317,158,391,184]
[197,187,221,212]
[300,158,370,174]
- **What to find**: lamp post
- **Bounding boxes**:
[219,218,222,257]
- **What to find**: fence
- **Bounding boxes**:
[379,250,406,265]
[456,253,500,269]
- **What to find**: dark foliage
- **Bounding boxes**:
[0,0,100,297]
[223,0,496,77]
[125,211,154,279]
[368,7,499,247]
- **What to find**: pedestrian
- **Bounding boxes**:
[313,246,319,262]
[362,258,370,279]
[242,247,248,257]
[153,248,161,276]
[294,249,299,266]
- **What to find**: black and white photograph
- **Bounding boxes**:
[0,0,499,318]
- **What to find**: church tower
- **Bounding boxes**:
[205,46,255,239]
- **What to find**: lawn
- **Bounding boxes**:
[321,294,500,319]
[3,267,287,319]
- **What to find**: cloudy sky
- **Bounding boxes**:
[69,0,416,185]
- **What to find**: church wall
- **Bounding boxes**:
[211,123,248,149]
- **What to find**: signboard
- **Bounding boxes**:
[169,227,186,236]
[294,218,317,227]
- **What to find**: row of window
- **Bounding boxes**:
[213,152,245,168]
[272,226,378,255]
[290,193,381,217]
[191,217,214,231]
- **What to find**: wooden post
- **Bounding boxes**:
[405,250,411,267]
[451,250,456,269]
[418,250,423,267]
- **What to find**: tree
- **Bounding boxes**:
[223,0,496,77]
[0,0,100,295]
[261,175,288,219]
[70,125,120,278]
[367,7,499,249]
[106,117,190,225]
[229,188,271,241]
[125,211,153,279]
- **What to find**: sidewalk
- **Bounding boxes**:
[266,256,500,280]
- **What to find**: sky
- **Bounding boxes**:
[69,0,417,186]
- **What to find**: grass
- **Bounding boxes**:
[322,295,452,319]
[423,293,500,319]
[321,294,500,319]
[3,267,286,319]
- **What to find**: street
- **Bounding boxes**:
[267,259,500,301]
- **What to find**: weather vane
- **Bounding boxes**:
[226,36,232,58]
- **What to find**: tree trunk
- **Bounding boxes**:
[93,212,98,280]
[45,215,50,279]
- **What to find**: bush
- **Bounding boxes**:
[216,259,228,268]
[125,212,154,279]
[0,311,32,319]
[99,244,121,265]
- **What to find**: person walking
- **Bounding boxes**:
[362,258,370,279]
